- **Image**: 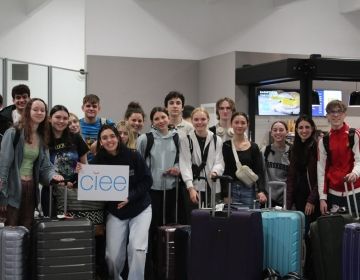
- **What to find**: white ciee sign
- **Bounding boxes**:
[78,165,129,201]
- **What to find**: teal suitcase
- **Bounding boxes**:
[262,210,305,276]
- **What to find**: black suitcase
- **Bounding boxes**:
[174,225,191,280]
[32,184,95,280]
[156,175,188,280]
[311,181,359,280]
[190,175,263,280]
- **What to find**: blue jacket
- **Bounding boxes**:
[0,128,56,208]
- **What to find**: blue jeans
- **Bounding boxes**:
[231,181,257,209]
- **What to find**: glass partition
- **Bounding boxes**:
[6,60,48,105]
[52,67,85,117]
[0,58,3,106]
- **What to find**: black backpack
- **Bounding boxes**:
[187,133,217,180]
[264,142,292,164]
[144,132,179,164]
[0,115,13,148]
[322,128,356,163]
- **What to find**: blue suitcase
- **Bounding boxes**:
[190,175,263,280]
[261,210,305,276]
[342,223,360,280]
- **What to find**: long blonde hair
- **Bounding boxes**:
[116,120,136,149]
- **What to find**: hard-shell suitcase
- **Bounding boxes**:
[190,175,263,280]
[174,225,191,280]
[262,181,305,276]
[311,181,358,280]
[341,182,360,280]
[261,210,305,276]
[32,184,95,280]
[342,223,360,280]
[0,224,29,280]
[157,175,188,280]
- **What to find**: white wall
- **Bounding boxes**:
[85,0,360,60]
[85,0,203,60]
[208,0,360,59]
[0,0,85,70]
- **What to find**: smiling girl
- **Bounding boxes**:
[261,121,291,207]
[179,107,224,207]
[222,112,266,208]
[0,98,63,229]
[83,124,152,279]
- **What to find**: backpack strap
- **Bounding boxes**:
[145,132,179,165]
[349,128,356,150]
[172,133,180,164]
[322,128,356,164]
[13,129,20,149]
[144,132,154,160]
[264,144,273,163]
[209,125,216,135]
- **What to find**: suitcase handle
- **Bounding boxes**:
[196,175,214,211]
[48,180,72,218]
[343,181,359,220]
[267,181,287,209]
[161,174,180,225]
[210,175,234,218]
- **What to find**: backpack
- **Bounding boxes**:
[144,132,179,164]
[0,115,13,149]
[322,128,356,163]
[264,142,292,163]
[187,133,217,180]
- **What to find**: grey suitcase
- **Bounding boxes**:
[0,224,29,280]
[32,184,95,280]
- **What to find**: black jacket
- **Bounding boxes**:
[0,105,16,137]
[91,146,152,220]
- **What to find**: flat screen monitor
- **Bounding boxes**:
[312,89,342,117]
[257,89,300,116]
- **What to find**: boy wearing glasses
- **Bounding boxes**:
[317,99,360,214]
[79,94,114,161]
[0,84,30,142]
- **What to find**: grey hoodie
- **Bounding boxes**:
[261,143,291,205]
[0,128,56,208]
[137,128,179,191]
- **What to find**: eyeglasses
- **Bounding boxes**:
[327,109,344,116]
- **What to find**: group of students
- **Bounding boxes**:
[0,84,359,280]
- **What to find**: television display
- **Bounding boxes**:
[257,89,300,116]
[312,89,342,117]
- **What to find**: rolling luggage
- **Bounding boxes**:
[262,181,305,276]
[311,181,358,280]
[157,175,188,280]
[261,210,305,276]
[32,184,95,280]
[174,225,191,280]
[0,223,29,280]
[342,182,360,280]
[190,175,263,280]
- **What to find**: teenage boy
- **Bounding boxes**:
[164,91,193,137]
[79,94,114,161]
[0,84,30,140]
[318,100,360,214]
[209,97,236,142]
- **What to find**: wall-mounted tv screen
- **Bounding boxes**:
[257,89,300,116]
[312,89,342,117]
